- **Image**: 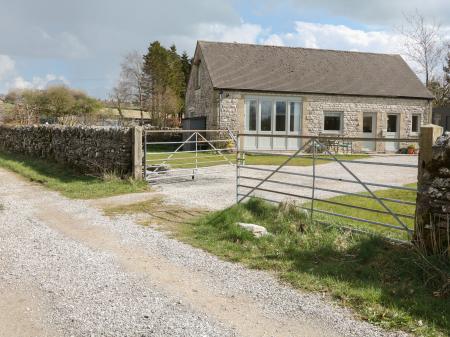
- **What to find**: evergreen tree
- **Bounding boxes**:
[143,41,186,127]
[180,51,192,87]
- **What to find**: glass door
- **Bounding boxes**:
[273,101,287,150]
[386,114,399,151]
[362,112,376,152]
[258,99,273,149]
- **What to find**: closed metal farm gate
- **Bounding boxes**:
[144,129,237,183]
[236,133,419,242]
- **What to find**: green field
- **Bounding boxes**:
[307,184,417,240]
[146,148,369,169]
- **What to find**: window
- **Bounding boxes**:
[195,62,201,89]
[412,114,420,133]
[387,114,398,132]
[260,100,272,131]
[244,97,302,133]
[363,115,373,133]
[289,102,301,132]
[275,101,286,131]
[323,112,342,133]
[247,100,257,131]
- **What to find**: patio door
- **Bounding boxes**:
[244,96,302,150]
[362,112,376,152]
[385,114,399,152]
[258,99,273,149]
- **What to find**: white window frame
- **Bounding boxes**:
[323,111,343,134]
[245,99,258,132]
[411,113,421,135]
[244,95,302,134]
[288,101,302,134]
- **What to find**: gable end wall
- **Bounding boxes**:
[185,47,217,130]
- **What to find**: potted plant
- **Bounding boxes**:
[407,144,416,155]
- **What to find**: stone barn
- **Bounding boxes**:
[184,41,433,152]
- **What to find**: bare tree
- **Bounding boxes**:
[399,11,445,87]
[118,51,150,125]
[110,76,130,123]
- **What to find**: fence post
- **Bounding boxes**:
[132,126,143,180]
[414,124,443,250]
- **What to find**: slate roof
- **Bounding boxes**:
[197,41,433,100]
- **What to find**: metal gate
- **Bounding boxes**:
[144,129,237,183]
[236,134,419,241]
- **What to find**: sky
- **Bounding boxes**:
[1,0,450,98]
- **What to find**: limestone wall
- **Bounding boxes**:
[194,90,430,152]
[415,129,450,251]
[302,94,430,151]
[185,48,217,130]
[0,125,134,176]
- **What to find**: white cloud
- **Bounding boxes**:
[11,74,70,90]
[166,21,267,55]
[195,22,264,44]
[269,21,405,54]
[0,54,69,93]
[263,34,285,46]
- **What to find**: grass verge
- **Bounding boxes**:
[111,197,449,337]
[0,151,149,199]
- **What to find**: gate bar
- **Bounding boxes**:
[238,165,417,192]
[239,175,416,206]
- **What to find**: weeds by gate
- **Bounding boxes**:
[236,134,419,241]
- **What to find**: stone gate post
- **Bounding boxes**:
[414,124,446,252]
[132,126,143,180]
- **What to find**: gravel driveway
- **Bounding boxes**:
[155,155,418,210]
[0,168,410,337]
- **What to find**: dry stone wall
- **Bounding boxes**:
[0,125,134,176]
[415,130,450,251]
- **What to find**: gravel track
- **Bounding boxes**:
[0,167,410,337]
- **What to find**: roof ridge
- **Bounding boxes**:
[197,40,400,57]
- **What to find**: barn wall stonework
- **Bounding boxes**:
[185,47,217,130]
[302,94,430,151]
[0,125,134,176]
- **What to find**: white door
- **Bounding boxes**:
[386,114,399,152]
[362,112,376,152]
